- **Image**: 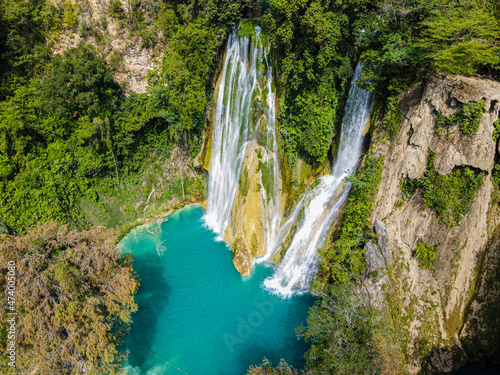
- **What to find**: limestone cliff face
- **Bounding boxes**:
[365,75,500,373]
[49,0,164,93]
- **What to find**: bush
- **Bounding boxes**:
[318,156,384,284]
[0,222,138,373]
[493,118,500,143]
[384,96,404,139]
[109,0,124,19]
[413,238,436,269]
[435,101,484,137]
[298,284,378,375]
[400,176,418,201]
[417,1,500,76]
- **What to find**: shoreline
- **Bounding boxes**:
[117,196,207,241]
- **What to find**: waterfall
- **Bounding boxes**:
[204,25,281,260]
[263,63,373,297]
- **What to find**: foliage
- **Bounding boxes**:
[247,358,299,375]
[0,44,200,234]
[40,43,122,121]
[493,164,500,188]
[384,95,404,139]
[435,101,485,137]
[0,222,138,373]
[493,118,500,143]
[400,176,418,201]
[420,154,484,227]
[358,0,500,132]
[63,0,80,29]
[158,20,218,131]
[263,0,376,164]
[400,150,484,227]
[416,0,500,75]
[0,0,56,98]
[413,238,436,269]
[318,156,384,284]
[108,0,124,19]
[298,283,378,375]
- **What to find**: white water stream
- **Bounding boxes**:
[204,25,373,297]
[263,63,373,297]
[204,26,281,252]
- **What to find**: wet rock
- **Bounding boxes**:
[231,237,252,276]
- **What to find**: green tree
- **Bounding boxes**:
[158,20,218,131]
[39,44,122,122]
[298,284,378,375]
[0,222,138,374]
[416,0,500,75]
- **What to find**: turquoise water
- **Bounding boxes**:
[119,205,314,375]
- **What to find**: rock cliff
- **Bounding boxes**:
[49,0,164,93]
[364,74,500,373]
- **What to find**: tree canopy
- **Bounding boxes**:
[0,222,138,374]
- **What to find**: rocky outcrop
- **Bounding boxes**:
[225,142,272,269]
[359,220,391,309]
[49,0,164,93]
[366,74,500,373]
[232,237,253,276]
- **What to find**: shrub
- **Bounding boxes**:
[109,0,124,19]
[400,176,419,201]
[399,150,484,226]
[493,118,500,143]
[298,284,378,375]
[384,96,404,139]
[0,222,138,373]
[413,238,436,269]
[318,157,384,284]
[435,101,484,137]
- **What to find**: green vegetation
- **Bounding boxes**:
[358,0,499,138]
[435,101,485,137]
[422,160,483,226]
[262,0,373,165]
[248,358,298,375]
[318,156,384,284]
[299,284,378,374]
[417,0,500,76]
[384,96,404,139]
[1,0,500,373]
[400,150,484,227]
[0,44,186,234]
[413,239,437,269]
[492,118,500,188]
[0,222,138,373]
[0,0,258,234]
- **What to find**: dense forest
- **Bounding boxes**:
[0,0,499,373]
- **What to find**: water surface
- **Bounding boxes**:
[120,205,313,375]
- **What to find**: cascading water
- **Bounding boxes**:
[204,25,281,264]
[263,62,373,297]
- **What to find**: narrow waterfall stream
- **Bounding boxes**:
[204,26,281,261]
[263,63,373,297]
